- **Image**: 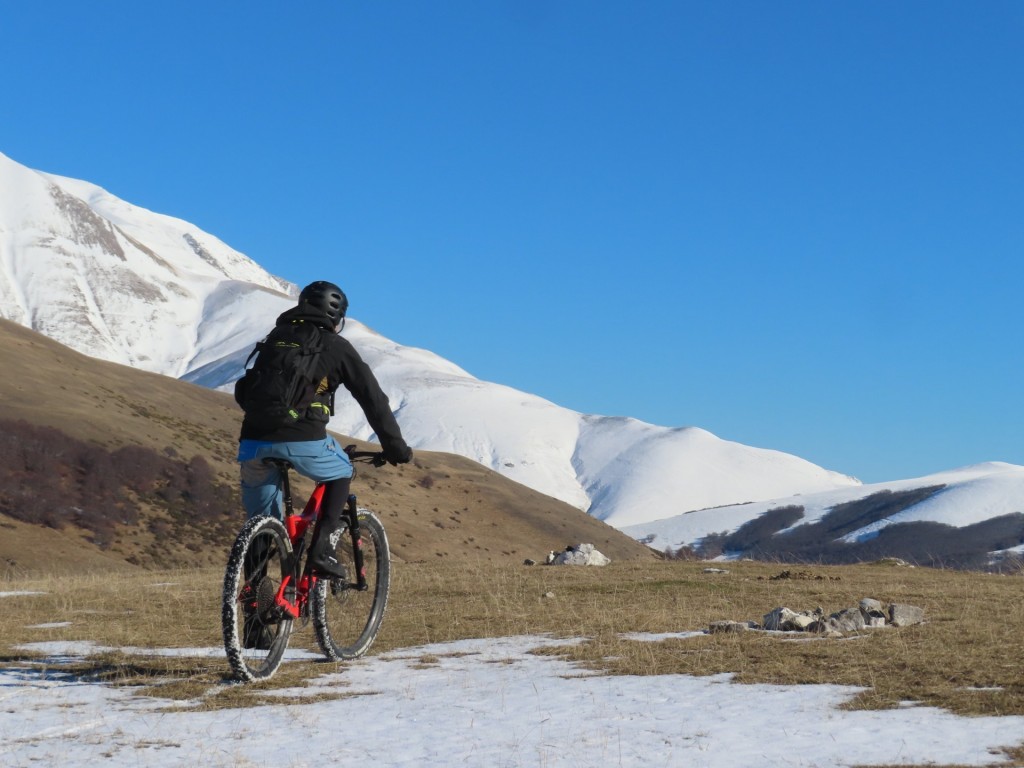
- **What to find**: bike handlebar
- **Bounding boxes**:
[344,446,389,467]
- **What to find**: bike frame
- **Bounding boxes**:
[272,467,368,620]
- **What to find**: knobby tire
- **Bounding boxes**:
[222,515,295,682]
[312,508,391,660]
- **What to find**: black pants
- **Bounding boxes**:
[309,476,352,557]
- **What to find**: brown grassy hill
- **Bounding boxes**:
[0,319,654,575]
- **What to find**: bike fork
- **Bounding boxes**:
[345,494,368,591]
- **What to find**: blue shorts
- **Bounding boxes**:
[237,437,353,520]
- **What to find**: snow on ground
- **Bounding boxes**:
[3,635,1022,768]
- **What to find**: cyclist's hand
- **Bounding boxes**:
[383,441,413,466]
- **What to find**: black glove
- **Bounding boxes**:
[382,441,413,466]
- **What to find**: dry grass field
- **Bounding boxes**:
[2,558,1022,739]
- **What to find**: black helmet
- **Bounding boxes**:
[298,281,348,327]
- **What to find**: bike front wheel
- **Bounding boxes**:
[222,515,295,682]
[312,508,391,660]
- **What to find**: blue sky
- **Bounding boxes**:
[3,2,1022,483]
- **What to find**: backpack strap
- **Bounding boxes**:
[243,338,266,370]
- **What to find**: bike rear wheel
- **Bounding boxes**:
[312,508,391,660]
[222,515,295,682]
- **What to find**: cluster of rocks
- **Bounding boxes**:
[710,598,925,638]
[525,543,611,567]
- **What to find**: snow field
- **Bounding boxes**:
[3,634,1023,767]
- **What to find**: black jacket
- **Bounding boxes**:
[238,305,408,453]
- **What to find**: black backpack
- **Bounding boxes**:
[234,320,331,426]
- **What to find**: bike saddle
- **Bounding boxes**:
[262,458,294,470]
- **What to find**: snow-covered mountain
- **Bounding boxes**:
[0,150,927,529]
[3,151,1022,563]
[625,462,1024,567]
[0,152,294,378]
[0,151,861,524]
[321,326,860,525]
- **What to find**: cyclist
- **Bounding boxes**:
[235,280,413,579]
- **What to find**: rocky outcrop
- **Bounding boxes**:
[547,543,611,566]
[708,599,925,637]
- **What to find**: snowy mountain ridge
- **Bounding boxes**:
[21,150,1020,537]
[0,152,293,378]
[624,461,1024,566]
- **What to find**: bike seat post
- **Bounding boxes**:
[263,458,295,517]
[280,467,294,517]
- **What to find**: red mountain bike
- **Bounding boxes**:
[221,448,391,682]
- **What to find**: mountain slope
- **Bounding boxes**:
[0,151,292,377]
[188,307,863,523]
[0,319,654,575]
[0,150,862,527]
[624,462,1024,569]
[3,154,1021,569]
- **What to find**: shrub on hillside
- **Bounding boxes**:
[659,486,1024,571]
[694,531,729,560]
[0,419,238,548]
[695,485,1024,570]
[723,505,805,554]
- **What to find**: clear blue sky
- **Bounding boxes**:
[3,2,1022,483]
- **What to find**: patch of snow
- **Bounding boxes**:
[618,631,705,642]
[14,640,320,662]
[0,635,1021,766]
